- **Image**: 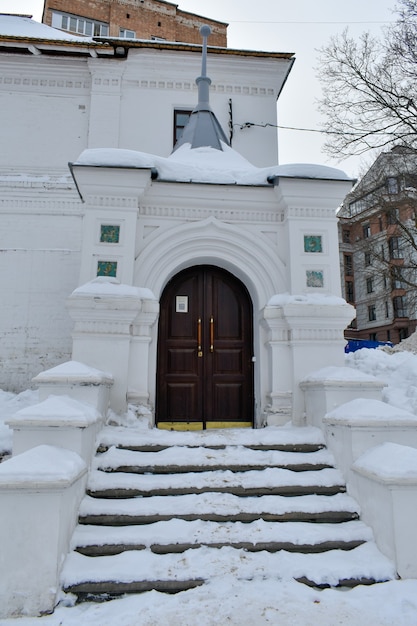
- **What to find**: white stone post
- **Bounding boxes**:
[0,446,87,617]
[67,280,142,413]
[351,443,417,579]
[263,297,354,425]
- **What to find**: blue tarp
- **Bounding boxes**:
[345,339,393,353]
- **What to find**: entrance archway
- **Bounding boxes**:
[156,265,254,429]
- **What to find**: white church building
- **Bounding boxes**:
[0,14,355,427]
[3,13,417,618]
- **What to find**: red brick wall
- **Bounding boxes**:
[43,0,227,45]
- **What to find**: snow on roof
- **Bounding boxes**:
[73,145,351,186]
[0,14,92,42]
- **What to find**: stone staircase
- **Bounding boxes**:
[61,426,396,599]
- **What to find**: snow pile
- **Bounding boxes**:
[389,329,417,354]
[346,348,417,415]
[71,277,156,300]
[325,398,417,424]
[268,293,348,307]
[302,366,378,383]
[9,395,101,426]
[353,442,417,481]
[0,444,86,484]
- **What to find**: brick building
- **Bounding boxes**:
[42,0,228,45]
[339,146,417,344]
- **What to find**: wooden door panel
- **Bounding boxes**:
[167,348,196,374]
[214,348,242,374]
[166,382,199,421]
[213,383,244,421]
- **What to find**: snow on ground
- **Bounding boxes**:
[0,578,416,626]
[1,347,417,624]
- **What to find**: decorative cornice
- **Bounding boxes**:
[284,206,337,219]
[124,78,274,96]
[139,204,283,222]
[0,74,91,93]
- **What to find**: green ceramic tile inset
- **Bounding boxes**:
[304,235,322,253]
[97,261,117,277]
[100,224,120,243]
[306,270,324,288]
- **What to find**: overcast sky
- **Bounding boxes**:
[1,0,397,176]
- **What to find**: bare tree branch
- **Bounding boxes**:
[318,1,417,158]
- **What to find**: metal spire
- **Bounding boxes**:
[172,25,230,152]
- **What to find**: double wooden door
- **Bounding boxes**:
[156,266,254,429]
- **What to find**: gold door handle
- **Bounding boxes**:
[197,318,203,357]
[210,316,214,352]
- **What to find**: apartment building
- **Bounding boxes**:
[339,146,417,344]
[42,0,228,45]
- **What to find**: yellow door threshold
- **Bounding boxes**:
[157,421,252,431]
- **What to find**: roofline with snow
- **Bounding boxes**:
[0,31,294,61]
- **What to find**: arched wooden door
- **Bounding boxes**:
[156,266,254,429]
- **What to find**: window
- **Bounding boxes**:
[383,273,388,289]
[387,330,391,341]
[387,177,399,194]
[342,229,351,243]
[363,223,371,238]
[399,328,409,341]
[385,300,390,318]
[378,217,383,231]
[389,237,403,259]
[393,296,407,318]
[173,109,192,146]
[51,11,108,36]
[368,305,376,321]
[345,281,354,303]
[344,254,353,276]
[387,208,399,225]
[364,251,371,266]
[369,333,377,341]
[366,277,374,293]
[120,28,136,38]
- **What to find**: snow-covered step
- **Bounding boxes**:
[79,492,359,525]
[72,519,373,556]
[88,466,346,498]
[61,542,397,596]
[98,425,326,453]
[95,445,335,474]
[62,425,398,598]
